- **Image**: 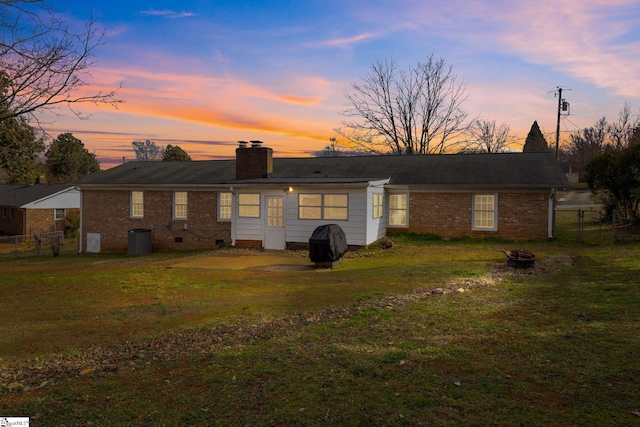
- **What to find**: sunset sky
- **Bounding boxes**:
[40,0,640,168]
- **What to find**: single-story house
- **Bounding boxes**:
[75,141,568,253]
[0,183,80,237]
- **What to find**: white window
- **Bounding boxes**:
[299,194,348,220]
[131,191,144,218]
[55,208,66,220]
[238,193,260,218]
[173,191,188,219]
[299,194,322,219]
[219,192,232,221]
[324,194,348,220]
[388,194,407,227]
[473,194,497,231]
[373,193,383,219]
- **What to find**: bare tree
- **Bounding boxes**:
[460,119,516,153]
[608,102,639,149]
[337,55,471,155]
[132,140,164,161]
[0,0,122,123]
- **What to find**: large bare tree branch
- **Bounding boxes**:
[0,0,123,123]
[608,102,640,149]
[459,119,517,153]
[337,55,471,155]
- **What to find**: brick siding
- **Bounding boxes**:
[81,189,231,253]
[234,240,263,249]
[0,206,74,236]
[395,192,551,241]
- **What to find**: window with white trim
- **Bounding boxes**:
[173,191,188,219]
[373,193,383,219]
[219,192,232,220]
[388,194,407,227]
[299,194,321,219]
[298,194,348,220]
[131,191,144,218]
[324,194,348,220]
[238,193,260,218]
[55,208,66,220]
[473,194,497,231]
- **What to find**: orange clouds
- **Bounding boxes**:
[83,63,340,145]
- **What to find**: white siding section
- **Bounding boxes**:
[285,187,369,246]
[231,182,390,248]
[22,188,80,209]
[234,191,264,242]
[366,185,388,245]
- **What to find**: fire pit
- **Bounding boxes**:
[501,248,535,268]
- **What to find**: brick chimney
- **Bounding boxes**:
[236,140,273,180]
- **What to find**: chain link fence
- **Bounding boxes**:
[611,210,640,243]
[0,230,67,257]
[555,208,639,245]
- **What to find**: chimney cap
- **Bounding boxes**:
[250,140,263,147]
[237,141,248,148]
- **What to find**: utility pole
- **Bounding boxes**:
[552,87,570,159]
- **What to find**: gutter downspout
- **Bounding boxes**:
[78,187,83,253]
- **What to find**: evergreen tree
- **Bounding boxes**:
[162,144,191,161]
[586,134,640,222]
[45,133,100,182]
[0,114,44,183]
[523,121,548,152]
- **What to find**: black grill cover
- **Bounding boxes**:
[309,224,348,262]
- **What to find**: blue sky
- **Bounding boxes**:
[39,0,640,167]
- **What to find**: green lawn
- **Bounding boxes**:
[1,236,639,426]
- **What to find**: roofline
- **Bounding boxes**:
[75,184,232,190]
[24,186,78,207]
[385,184,565,192]
[230,182,374,190]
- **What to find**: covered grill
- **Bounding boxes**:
[309,224,348,267]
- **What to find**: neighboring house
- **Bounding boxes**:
[0,183,80,237]
[75,141,568,253]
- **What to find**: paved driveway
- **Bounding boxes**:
[557,190,600,210]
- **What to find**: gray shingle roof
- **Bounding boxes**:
[0,184,76,207]
[75,152,568,188]
[76,160,235,186]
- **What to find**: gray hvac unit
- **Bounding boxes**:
[128,228,152,255]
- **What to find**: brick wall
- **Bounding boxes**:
[234,240,263,249]
[0,207,23,235]
[396,192,551,241]
[81,189,231,253]
[0,207,73,236]
[25,208,74,235]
